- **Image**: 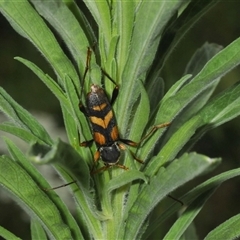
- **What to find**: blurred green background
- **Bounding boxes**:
[1,1,240,239]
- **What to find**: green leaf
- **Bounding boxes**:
[31,219,47,240]
[0,226,21,240]
[118,1,184,134]
[141,37,240,169]
[114,1,136,75]
[29,0,89,78]
[61,104,80,146]
[140,75,191,163]
[126,0,183,81]
[13,57,85,146]
[204,214,240,240]
[123,153,219,239]
[0,122,40,143]
[2,1,240,240]
[4,138,83,240]
[0,156,74,239]
[180,222,198,240]
[144,115,203,176]
[148,167,240,238]
[84,1,111,46]
[0,87,52,145]
[173,42,223,127]
[63,74,91,146]
[127,82,150,144]
[28,139,104,237]
[0,0,79,86]
[161,74,192,102]
[163,188,217,240]
[102,170,148,215]
[159,1,219,71]
[147,77,165,114]
[184,42,223,76]
[183,81,240,153]
[28,139,90,190]
[200,81,240,126]
[160,37,240,124]
[63,0,96,44]
[14,57,68,108]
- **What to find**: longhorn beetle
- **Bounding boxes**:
[79,47,170,174]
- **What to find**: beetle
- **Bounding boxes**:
[79,47,170,174]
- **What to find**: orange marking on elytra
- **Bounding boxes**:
[92,103,107,111]
[94,132,106,145]
[110,125,119,141]
[90,110,113,129]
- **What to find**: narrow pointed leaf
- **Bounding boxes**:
[0,156,73,239]
[163,188,217,240]
[28,139,103,237]
[4,138,83,240]
[118,1,183,134]
[102,170,148,215]
[0,123,40,143]
[124,153,218,239]
[148,167,240,238]
[0,226,21,240]
[142,37,240,169]
[28,139,90,190]
[31,219,48,240]
[30,0,89,77]
[200,81,240,126]
[14,57,68,108]
[0,87,52,145]
[0,0,79,85]
[158,36,240,127]
[204,214,240,240]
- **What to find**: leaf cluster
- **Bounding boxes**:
[0,1,240,239]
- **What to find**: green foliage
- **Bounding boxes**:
[0,0,240,239]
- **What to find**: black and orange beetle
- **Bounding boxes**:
[79,47,170,174]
